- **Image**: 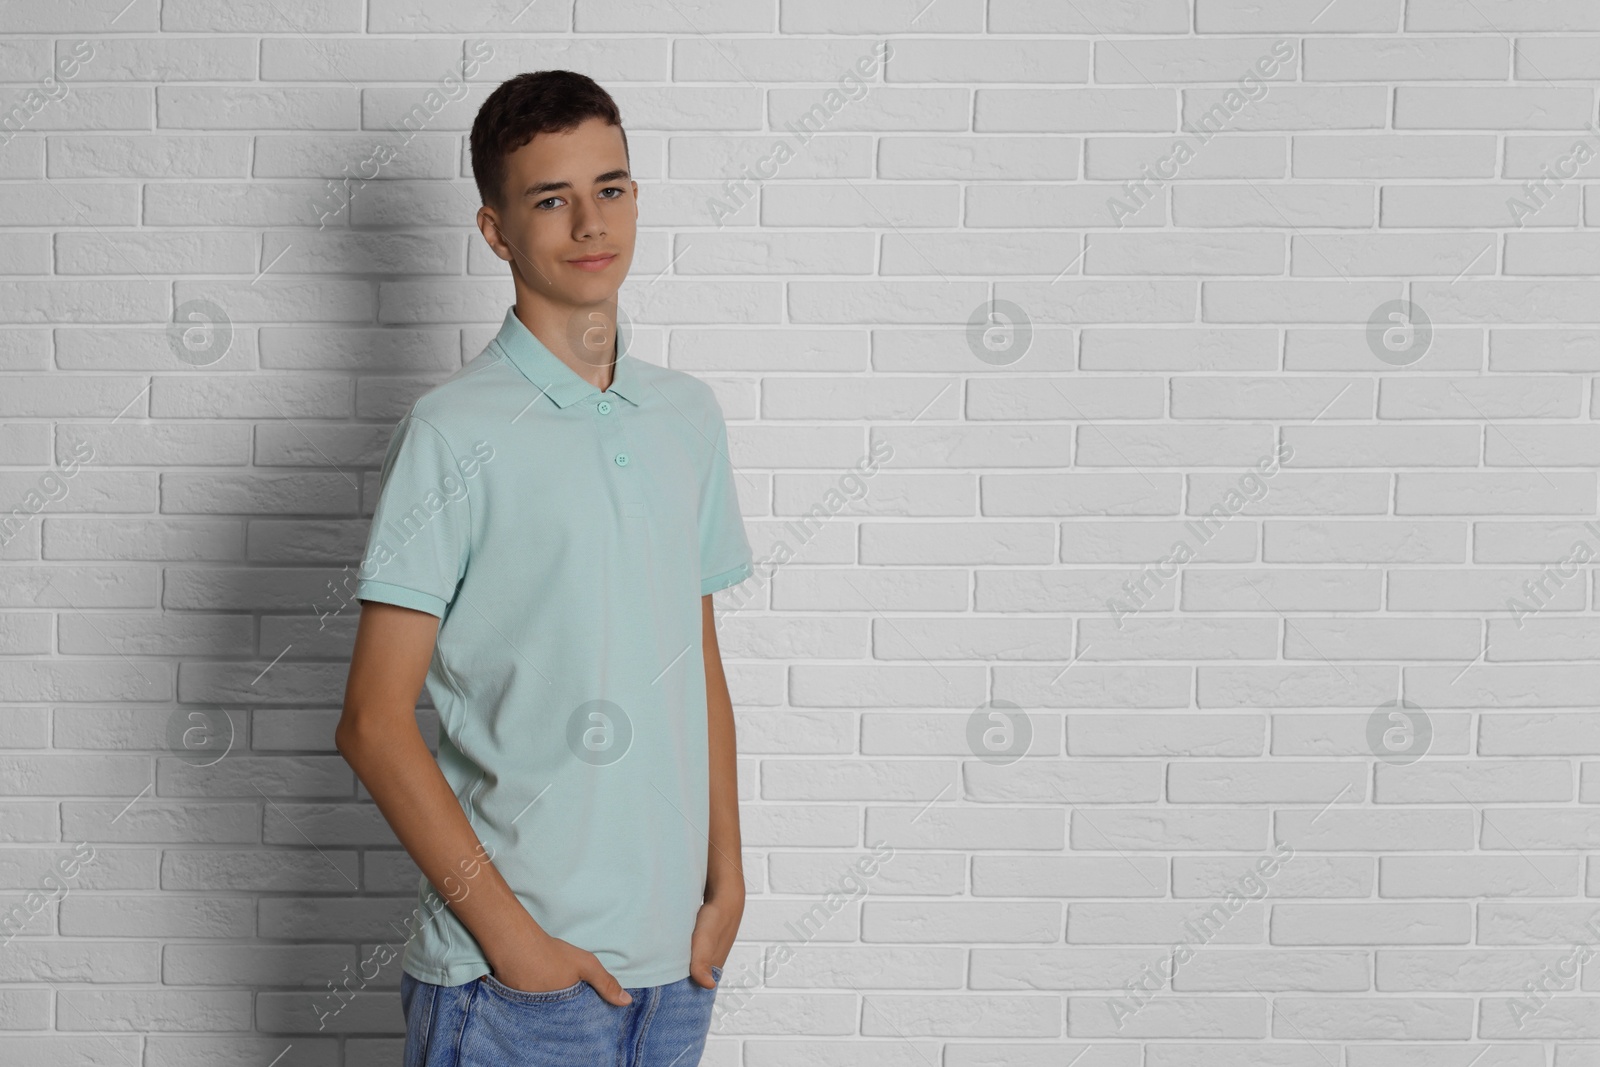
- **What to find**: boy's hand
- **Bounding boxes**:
[687,892,743,989]
[488,934,633,1006]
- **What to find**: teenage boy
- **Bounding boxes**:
[336,70,753,1065]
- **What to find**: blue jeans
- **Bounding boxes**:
[400,965,723,1067]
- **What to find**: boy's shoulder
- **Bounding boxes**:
[623,351,724,416]
[398,345,517,442]
[395,343,728,448]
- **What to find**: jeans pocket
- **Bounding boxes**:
[400,973,441,1067]
[463,971,613,1065]
[478,972,589,1004]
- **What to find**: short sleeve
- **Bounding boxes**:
[355,415,474,618]
[698,402,754,596]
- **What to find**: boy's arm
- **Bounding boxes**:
[691,591,745,987]
[335,599,634,1005]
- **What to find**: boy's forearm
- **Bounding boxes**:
[337,713,550,967]
[702,594,745,902]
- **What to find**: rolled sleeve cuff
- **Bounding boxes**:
[701,559,752,596]
[356,579,449,618]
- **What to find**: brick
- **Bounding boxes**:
[1175,184,1375,227]
[1198,0,1401,33]
[1293,134,1496,178]
[1395,87,1597,130]
[1304,37,1508,80]
[890,40,1088,83]
[1407,0,1600,31]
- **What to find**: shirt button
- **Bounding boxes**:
[615,453,629,467]
[597,400,612,415]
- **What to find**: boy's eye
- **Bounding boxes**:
[536,188,624,209]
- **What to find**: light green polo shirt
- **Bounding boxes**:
[354,304,753,989]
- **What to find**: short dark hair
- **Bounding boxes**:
[469,70,629,210]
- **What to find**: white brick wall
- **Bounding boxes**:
[2,1,1599,1064]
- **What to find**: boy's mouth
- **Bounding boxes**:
[567,253,617,272]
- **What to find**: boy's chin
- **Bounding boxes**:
[526,277,622,307]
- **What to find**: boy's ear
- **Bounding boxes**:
[475,206,508,262]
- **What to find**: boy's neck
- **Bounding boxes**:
[511,294,618,392]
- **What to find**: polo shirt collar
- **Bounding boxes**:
[492,304,642,409]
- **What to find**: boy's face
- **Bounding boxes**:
[478,116,637,324]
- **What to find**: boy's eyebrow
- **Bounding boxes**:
[523,169,632,198]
